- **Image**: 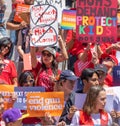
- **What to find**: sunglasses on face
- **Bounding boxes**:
[105,57,114,62]
[42,52,52,57]
[0,63,5,68]
[23,79,34,84]
[3,45,11,50]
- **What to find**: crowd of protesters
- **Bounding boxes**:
[0,0,120,126]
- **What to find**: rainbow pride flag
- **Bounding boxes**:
[61,9,76,30]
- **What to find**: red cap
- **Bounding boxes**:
[101,53,118,65]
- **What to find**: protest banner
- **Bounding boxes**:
[30,4,58,46]
[27,92,64,117]
[113,66,120,86]
[14,87,45,110]
[61,9,76,30]
[23,53,32,71]
[0,85,14,110]
[34,0,65,23]
[14,4,30,23]
[113,87,120,111]
[105,87,120,124]
[76,0,117,43]
[108,87,120,125]
[75,93,86,109]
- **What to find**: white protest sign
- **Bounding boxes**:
[34,0,65,22]
[30,4,58,46]
[75,93,86,109]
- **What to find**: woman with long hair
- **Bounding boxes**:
[30,35,68,92]
[18,71,35,87]
[70,85,112,125]
[31,46,59,92]
[0,37,17,86]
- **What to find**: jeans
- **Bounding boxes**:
[10,30,16,45]
[0,26,6,38]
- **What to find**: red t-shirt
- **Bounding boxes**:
[0,59,17,85]
[104,74,113,87]
[66,30,83,56]
[32,62,60,92]
[12,3,17,10]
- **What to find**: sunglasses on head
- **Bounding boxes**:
[42,52,52,57]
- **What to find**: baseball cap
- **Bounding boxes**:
[101,53,118,65]
[2,108,29,123]
[95,64,108,74]
[59,70,78,81]
[42,47,56,57]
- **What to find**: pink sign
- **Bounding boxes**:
[76,0,117,43]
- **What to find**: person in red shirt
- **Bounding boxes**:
[66,29,99,73]
[0,37,17,86]
[18,71,42,125]
[0,58,8,84]
[31,35,68,92]
[100,53,118,87]
[18,71,58,125]
[70,85,112,125]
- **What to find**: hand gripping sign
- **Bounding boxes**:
[30,4,58,46]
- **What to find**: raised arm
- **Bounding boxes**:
[77,43,91,62]
[56,35,68,62]
[30,46,38,68]
[66,30,76,51]
[17,30,24,58]
[6,20,28,30]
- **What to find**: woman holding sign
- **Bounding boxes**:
[31,35,68,92]
[70,85,112,126]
